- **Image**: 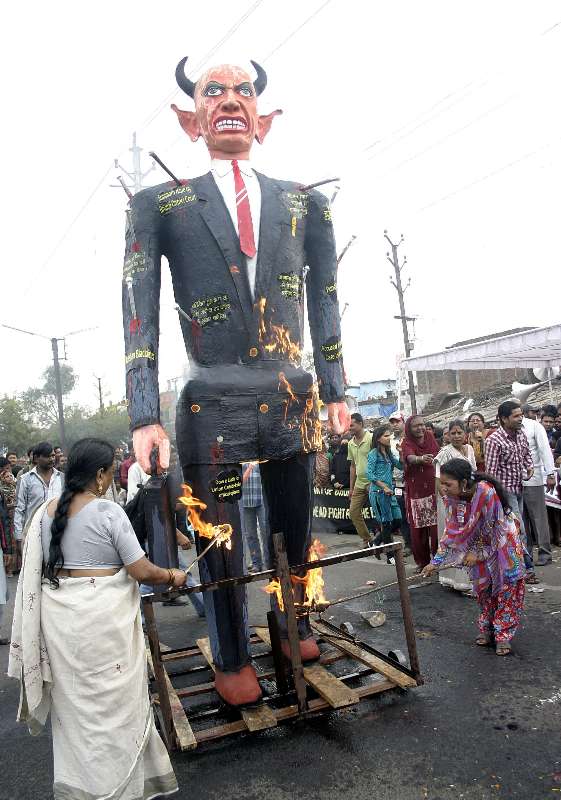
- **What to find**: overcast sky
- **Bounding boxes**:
[3,0,561,411]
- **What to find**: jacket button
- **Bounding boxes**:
[259,403,269,414]
[249,347,258,358]
[190,404,201,413]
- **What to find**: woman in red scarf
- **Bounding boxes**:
[401,415,439,569]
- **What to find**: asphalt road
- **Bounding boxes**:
[1,533,560,800]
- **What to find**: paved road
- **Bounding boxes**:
[1,534,560,800]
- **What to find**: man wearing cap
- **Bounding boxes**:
[389,412,412,556]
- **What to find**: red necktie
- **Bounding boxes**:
[232,160,256,259]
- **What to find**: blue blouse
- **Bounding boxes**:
[366,448,402,492]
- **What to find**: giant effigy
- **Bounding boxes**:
[122,57,350,706]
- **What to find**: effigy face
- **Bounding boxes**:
[171,60,281,156]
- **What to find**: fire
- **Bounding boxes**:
[300,386,323,453]
[294,539,328,608]
[262,539,328,612]
[178,484,233,549]
[263,578,284,612]
[257,298,302,366]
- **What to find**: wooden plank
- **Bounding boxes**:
[255,627,358,709]
[162,668,198,751]
[195,679,396,743]
[311,621,416,689]
[241,703,278,731]
[196,637,215,671]
[195,637,277,732]
[301,663,359,708]
[146,646,155,679]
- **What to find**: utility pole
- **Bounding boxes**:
[1,324,99,453]
[385,231,417,415]
[51,338,67,450]
[114,132,155,195]
[94,375,105,413]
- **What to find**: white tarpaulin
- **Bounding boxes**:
[402,323,561,371]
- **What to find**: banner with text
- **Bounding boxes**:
[312,486,377,534]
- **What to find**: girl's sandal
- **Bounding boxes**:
[495,643,512,657]
[475,635,492,647]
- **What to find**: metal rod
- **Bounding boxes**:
[184,531,223,574]
[299,177,340,192]
[149,151,182,187]
[175,303,193,324]
[273,532,308,713]
[145,542,399,598]
[117,175,133,200]
[394,545,422,684]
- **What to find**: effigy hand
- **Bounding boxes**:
[327,401,351,435]
[133,424,170,473]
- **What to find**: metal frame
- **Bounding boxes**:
[143,537,422,751]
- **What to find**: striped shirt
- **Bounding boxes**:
[484,426,533,495]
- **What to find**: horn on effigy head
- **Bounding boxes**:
[250,60,267,95]
[175,56,196,98]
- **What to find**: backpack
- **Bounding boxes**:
[124,484,148,548]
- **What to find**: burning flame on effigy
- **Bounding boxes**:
[178,484,233,549]
[257,298,302,366]
[263,539,328,612]
[278,371,322,453]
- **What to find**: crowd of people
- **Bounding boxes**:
[1,397,559,796]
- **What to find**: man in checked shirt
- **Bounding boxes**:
[485,400,537,583]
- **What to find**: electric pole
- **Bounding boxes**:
[114,132,155,195]
[385,231,417,415]
[94,375,105,413]
[51,338,66,450]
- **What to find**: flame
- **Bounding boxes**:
[262,539,328,612]
[257,298,302,366]
[300,386,323,453]
[263,578,284,612]
[278,371,297,424]
[178,484,233,549]
[293,539,328,608]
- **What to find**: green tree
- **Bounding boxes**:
[20,364,78,429]
[0,397,38,455]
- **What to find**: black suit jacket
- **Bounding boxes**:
[122,170,345,464]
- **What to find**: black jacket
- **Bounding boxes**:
[123,170,345,464]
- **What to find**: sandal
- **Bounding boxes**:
[495,643,512,657]
[475,635,492,647]
[525,574,540,585]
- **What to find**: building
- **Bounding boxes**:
[347,379,398,419]
[415,327,536,412]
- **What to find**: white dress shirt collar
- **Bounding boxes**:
[211,158,254,179]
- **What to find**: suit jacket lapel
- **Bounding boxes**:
[197,172,254,328]
[253,172,285,304]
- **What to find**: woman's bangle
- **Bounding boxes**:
[167,568,175,588]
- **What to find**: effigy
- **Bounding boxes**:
[122,56,352,707]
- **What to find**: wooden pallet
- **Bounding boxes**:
[146,621,419,750]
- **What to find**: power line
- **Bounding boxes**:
[359,16,561,164]
[262,0,333,62]
[22,162,114,298]
[140,0,266,132]
[417,137,561,213]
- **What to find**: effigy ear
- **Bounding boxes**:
[256,109,283,144]
[171,104,201,142]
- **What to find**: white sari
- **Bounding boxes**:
[8,501,178,800]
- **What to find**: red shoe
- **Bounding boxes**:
[214,665,262,707]
[281,637,320,663]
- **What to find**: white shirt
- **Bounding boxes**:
[126,462,150,503]
[522,417,555,487]
[210,158,261,298]
[14,467,64,540]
